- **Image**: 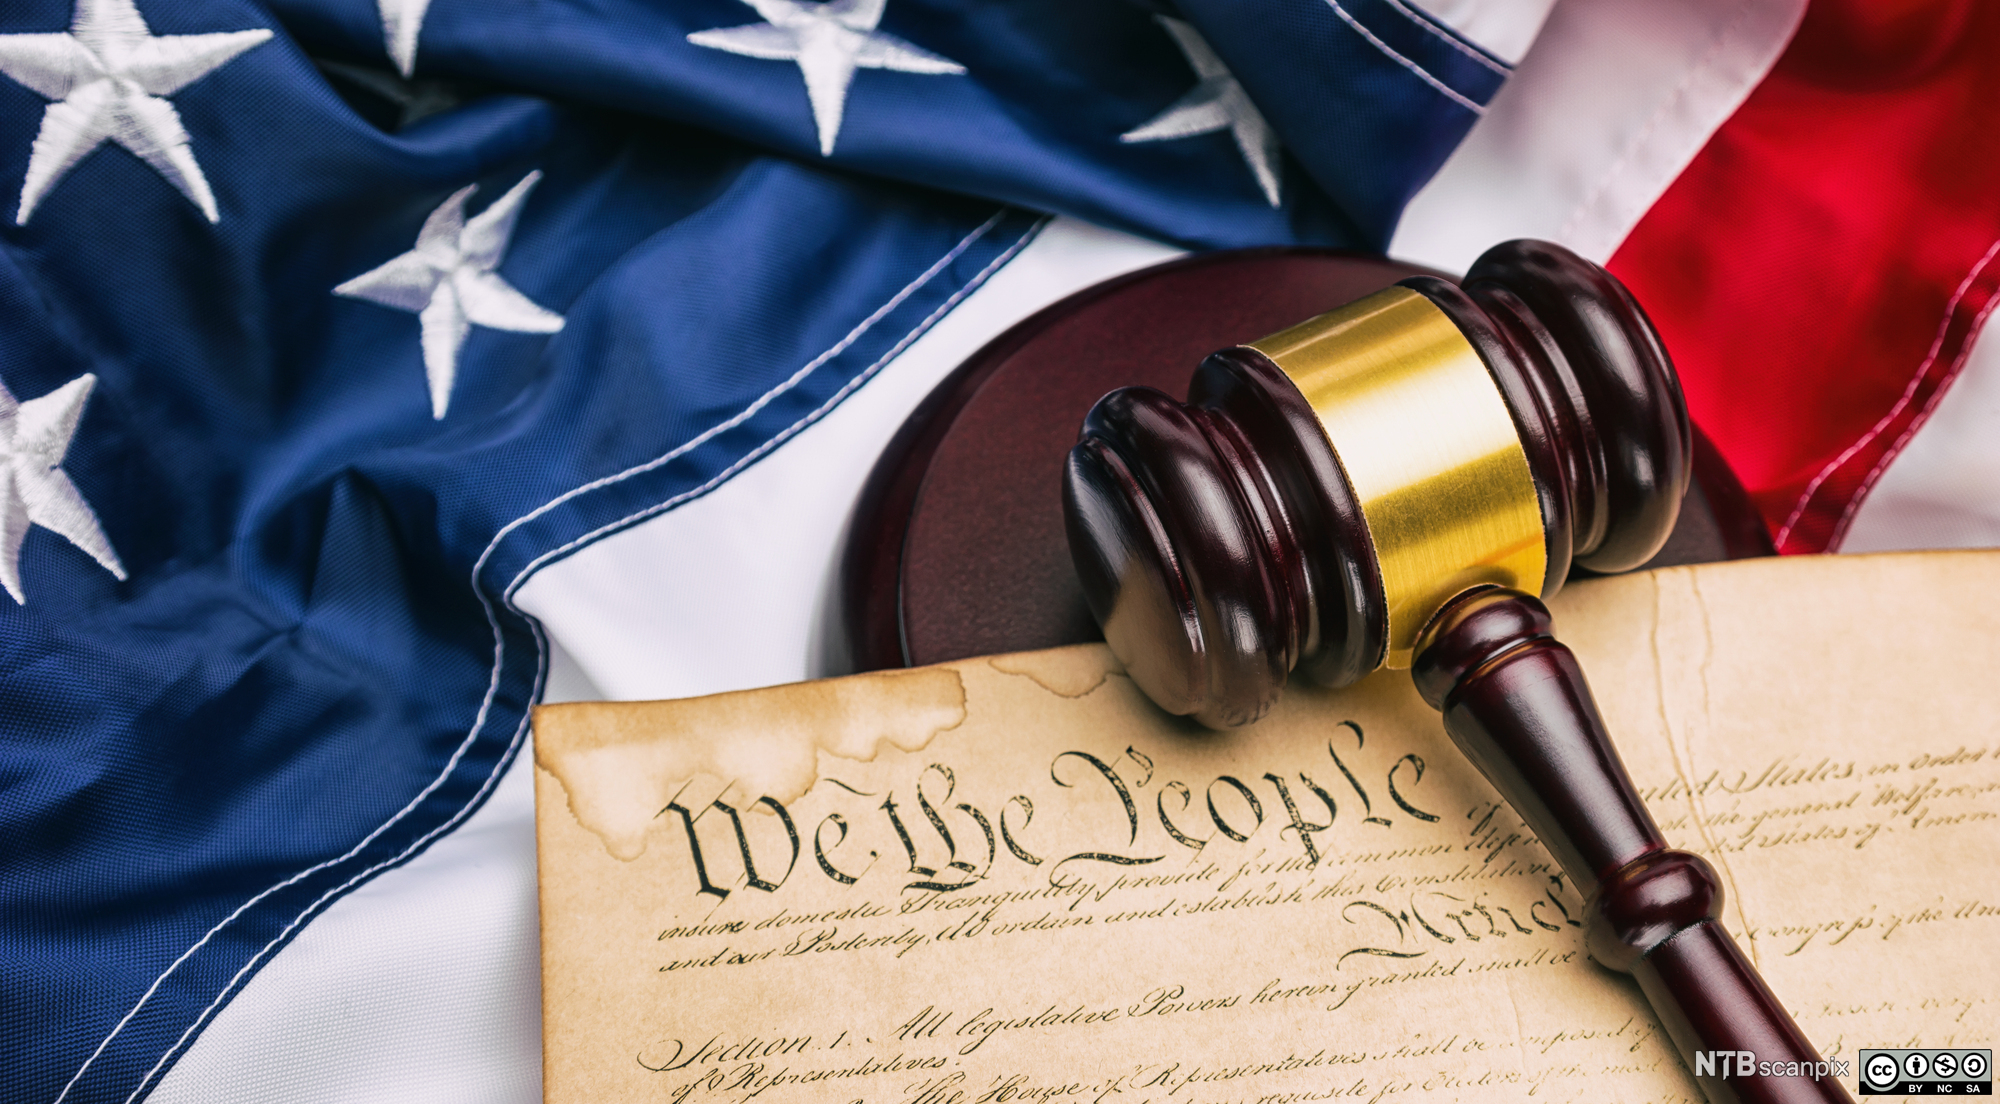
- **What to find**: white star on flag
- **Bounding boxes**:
[689,0,965,157]
[335,171,565,420]
[0,0,270,225]
[1121,17,1283,208]
[0,371,125,605]
[376,0,430,79]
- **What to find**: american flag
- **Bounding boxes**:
[1,0,1991,1100]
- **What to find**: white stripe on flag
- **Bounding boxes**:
[1389,0,1806,273]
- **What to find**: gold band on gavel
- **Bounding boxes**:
[1250,287,1547,669]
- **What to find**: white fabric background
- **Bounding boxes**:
[150,1,1997,1098]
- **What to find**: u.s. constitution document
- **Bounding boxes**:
[534,551,2000,1104]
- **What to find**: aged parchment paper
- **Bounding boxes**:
[535,551,2000,1103]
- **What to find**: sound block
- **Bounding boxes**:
[838,248,1772,673]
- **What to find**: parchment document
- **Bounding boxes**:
[535,551,2000,1103]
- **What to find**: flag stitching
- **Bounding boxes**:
[498,213,1047,599]
[1774,235,2000,550]
[50,582,529,1104]
[1322,0,1486,115]
[50,207,1022,1104]
[1830,268,2000,550]
[473,208,1009,588]
[120,642,548,1104]
[1375,0,1511,76]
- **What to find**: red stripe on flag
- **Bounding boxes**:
[1607,0,2000,554]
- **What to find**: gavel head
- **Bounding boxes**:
[1063,240,1691,729]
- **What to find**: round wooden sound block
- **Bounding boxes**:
[838,248,1771,673]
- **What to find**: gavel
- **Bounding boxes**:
[1062,241,1851,1104]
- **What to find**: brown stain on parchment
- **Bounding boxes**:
[988,644,1123,698]
[533,666,966,861]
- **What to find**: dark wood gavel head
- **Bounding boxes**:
[1063,241,1850,1104]
[1063,239,1691,729]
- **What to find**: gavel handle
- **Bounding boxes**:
[1411,589,1852,1104]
